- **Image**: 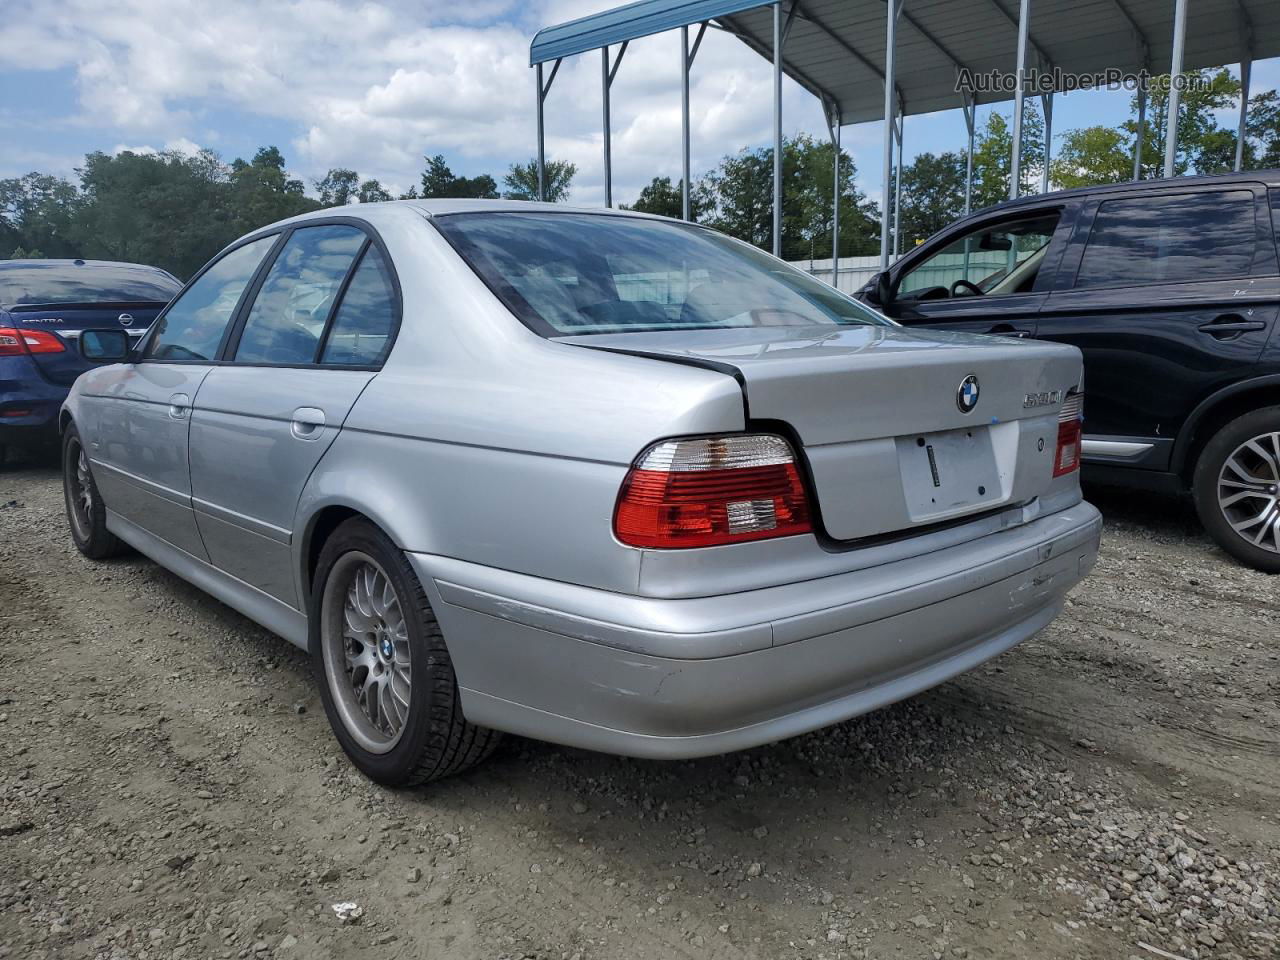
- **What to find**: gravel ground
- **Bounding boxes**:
[1,454,1278,960]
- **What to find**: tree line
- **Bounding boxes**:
[2,69,1277,280]
[0,148,577,280]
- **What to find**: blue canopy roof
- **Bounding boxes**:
[529,0,768,66]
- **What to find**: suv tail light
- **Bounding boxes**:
[0,327,66,356]
[1053,390,1083,478]
[614,434,813,548]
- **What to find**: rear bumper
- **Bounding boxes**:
[0,355,65,446]
[412,499,1102,759]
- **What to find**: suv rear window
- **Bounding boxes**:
[1075,190,1257,289]
[0,261,180,307]
[433,212,887,337]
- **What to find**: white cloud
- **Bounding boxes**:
[0,0,829,204]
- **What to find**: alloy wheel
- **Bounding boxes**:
[1216,432,1280,554]
[67,440,94,540]
[321,552,413,753]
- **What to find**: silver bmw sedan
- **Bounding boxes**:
[60,200,1101,786]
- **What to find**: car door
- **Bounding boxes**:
[880,204,1077,337]
[88,234,280,559]
[1035,183,1280,471]
[188,222,400,607]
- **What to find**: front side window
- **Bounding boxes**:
[144,236,276,362]
[433,212,888,336]
[234,225,366,364]
[319,246,397,366]
[1075,190,1257,289]
[897,212,1060,301]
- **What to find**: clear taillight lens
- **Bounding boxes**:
[0,327,65,356]
[614,434,813,548]
[1053,391,1083,478]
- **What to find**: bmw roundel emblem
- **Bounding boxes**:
[957,374,980,414]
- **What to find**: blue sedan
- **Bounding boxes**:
[0,258,181,461]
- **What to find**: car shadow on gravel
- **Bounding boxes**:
[1083,482,1207,544]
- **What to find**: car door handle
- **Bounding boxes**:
[988,324,1032,338]
[290,407,326,440]
[168,393,190,420]
[1198,315,1266,338]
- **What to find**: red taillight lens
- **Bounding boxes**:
[614,434,813,548]
[1053,391,1083,477]
[0,327,65,356]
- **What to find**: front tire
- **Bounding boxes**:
[311,518,501,786]
[1193,407,1280,573]
[62,424,126,560]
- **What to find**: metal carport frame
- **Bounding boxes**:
[530,0,1280,281]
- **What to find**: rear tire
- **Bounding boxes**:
[62,424,127,560]
[1192,406,1280,573]
[311,517,501,786]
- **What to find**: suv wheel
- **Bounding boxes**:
[62,424,127,559]
[1193,407,1280,573]
[311,518,501,786]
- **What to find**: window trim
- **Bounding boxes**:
[138,215,403,372]
[1066,184,1275,292]
[137,230,287,365]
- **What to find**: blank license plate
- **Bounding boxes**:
[896,425,1003,521]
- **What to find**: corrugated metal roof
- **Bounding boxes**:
[531,0,1279,123]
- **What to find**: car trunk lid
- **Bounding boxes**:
[560,324,1082,541]
[6,302,166,385]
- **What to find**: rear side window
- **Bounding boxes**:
[144,236,276,362]
[234,225,366,365]
[319,246,396,366]
[1075,191,1257,288]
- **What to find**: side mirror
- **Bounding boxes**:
[79,329,131,363]
[875,270,895,307]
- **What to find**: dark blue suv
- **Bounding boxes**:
[1,259,180,461]
[861,170,1280,572]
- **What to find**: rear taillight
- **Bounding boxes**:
[1053,391,1083,478]
[0,327,65,356]
[614,434,813,548]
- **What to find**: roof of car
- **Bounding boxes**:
[267,198,671,233]
[0,258,176,274]
[974,167,1280,219]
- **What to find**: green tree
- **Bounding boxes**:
[0,173,82,259]
[227,146,318,237]
[1125,69,1240,179]
[73,149,240,278]
[419,155,499,199]
[357,179,393,203]
[503,158,577,202]
[1049,126,1134,188]
[969,105,1044,210]
[624,176,686,218]
[695,135,879,259]
[896,151,967,247]
[315,168,360,207]
[1245,89,1280,167]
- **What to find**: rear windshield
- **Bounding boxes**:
[0,262,180,308]
[432,212,889,336]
